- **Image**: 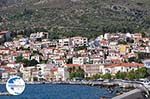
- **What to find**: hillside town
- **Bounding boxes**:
[0,31,150,82]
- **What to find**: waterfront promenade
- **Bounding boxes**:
[112,88,149,99]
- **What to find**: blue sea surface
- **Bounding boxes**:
[0,84,115,99]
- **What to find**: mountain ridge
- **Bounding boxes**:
[0,0,150,38]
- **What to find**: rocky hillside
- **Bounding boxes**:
[0,0,150,38]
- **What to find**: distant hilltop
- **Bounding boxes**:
[0,0,150,37]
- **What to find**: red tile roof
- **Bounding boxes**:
[65,64,81,67]
[105,63,144,68]
[0,31,9,35]
[111,59,122,63]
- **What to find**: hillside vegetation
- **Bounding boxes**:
[0,0,150,38]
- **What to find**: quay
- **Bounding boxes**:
[64,80,150,99]
[112,89,148,99]
[25,80,150,90]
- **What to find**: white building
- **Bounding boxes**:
[71,36,88,47]
[58,38,71,49]
[104,63,144,74]
[30,32,49,40]
[31,55,40,62]
[72,57,85,65]
[55,67,69,81]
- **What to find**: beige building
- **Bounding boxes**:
[83,64,104,77]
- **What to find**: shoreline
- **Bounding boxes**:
[1,80,143,98]
[0,80,144,87]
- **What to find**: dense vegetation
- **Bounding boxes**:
[15,55,39,66]
[90,67,149,80]
[68,67,85,79]
[0,0,150,38]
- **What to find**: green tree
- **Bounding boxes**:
[102,73,112,79]
[115,72,126,79]
[92,74,101,80]
[29,59,39,66]
[74,45,87,51]
[69,67,85,79]
[135,67,148,79]
[15,55,24,63]
[127,70,136,80]
[22,59,30,66]
[128,57,136,62]
[16,55,39,66]
[141,32,146,37]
